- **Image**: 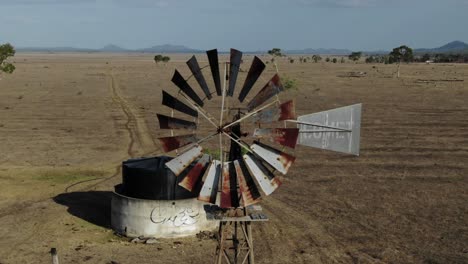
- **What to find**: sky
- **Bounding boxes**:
[0,0,467,51]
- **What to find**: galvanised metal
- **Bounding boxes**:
[243,153,281,196]
[234,160,261,207]
[253,128,299,149]
[157,114,197,130]
[179,154,211,192]
[158,134,198,153]
[165,145,203,176]
[186,55,212,100]
[247,74,284,111]
[296,103,361,155]
[171,70,204,106]
[198,160,221,204]
[206,49,222,96]
[250,141,296,175]
[238,56,266,103]
[162,90,198,118]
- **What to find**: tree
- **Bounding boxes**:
[161,56,170,63]
[332,58,337,63]
[340,57,345,63]
[0,43,15,75]
[325,57,330,62]
[388,45,413,77]
[348,52,362,62]
[311,55,322,63]
[154,54,164,63]
[267,48,282,57]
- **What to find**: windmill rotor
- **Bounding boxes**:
[156,48,362,209]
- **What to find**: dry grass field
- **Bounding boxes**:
[0,53,466,264]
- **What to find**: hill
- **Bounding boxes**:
[415,41,468,54]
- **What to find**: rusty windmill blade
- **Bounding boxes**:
[198,160,221,204]
[253,128,299,149]
[247,74,284,111]
[171,70,204,106]
[252,100,296,123]
[206,49,222,96]
[220,162,240,208]
[162,90,198,118]
[157,114,197,130]
[186,55,212,100]
[250,141,296,175]
[158,134,198,153]
[238,56,266,102]
[233,159,261,207]
[227,48,243,97]
[179,154,211,192]
[165,145,203,176]
[243,153,281,196]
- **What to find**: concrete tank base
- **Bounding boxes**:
[111,187,217,238]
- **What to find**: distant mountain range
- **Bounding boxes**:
[16,41,468,55]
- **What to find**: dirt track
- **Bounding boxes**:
[0,53,466,263]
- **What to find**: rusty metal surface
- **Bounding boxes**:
[179,154,210,192]
[158,134,198,152]
[251,100,296,123]
[162,90,198,118]
[198,160,221,204]
[206,49,222,96]
[238,56,266,102]
[171,70,204,106]
[251,141,296,175]
[220,162,239,208]
[186,55,212,100]
[247,74,283,111]
[297,103,361,155]
[228,48,243,97]
[157,114,197,130]
[234,160,261,207]
[165,145,203,176]
[243,153,281,196]
[253,128,299,149]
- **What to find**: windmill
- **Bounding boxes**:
[157,49,361,263]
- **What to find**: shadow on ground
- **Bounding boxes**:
[54,191,112,228]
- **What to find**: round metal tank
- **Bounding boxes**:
[111,156,217,238]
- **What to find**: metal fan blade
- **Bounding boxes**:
[179,154,210,192]
[171,70,204,106]
[157,114,197,130]
[297,103,362,155]
[227,48,243,97]
[238,56,266,102]
[220,162,239,208]
[252,100,296,123]
[186,55,212,100]
[162,90,198,118]
[158,134,198,152]
[253,128,299,149]
[165,145,203,176]
[198,160,221,204]
[247,74,283,111]
[251,141,296,175]
[233,159,261,207]
[206,49,222,96]
[243,153,281,196]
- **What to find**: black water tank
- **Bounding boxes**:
[120,156,198,200]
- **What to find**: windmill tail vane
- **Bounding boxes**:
[155,48,362,208]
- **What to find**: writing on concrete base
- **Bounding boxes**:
[150,204,200,227]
